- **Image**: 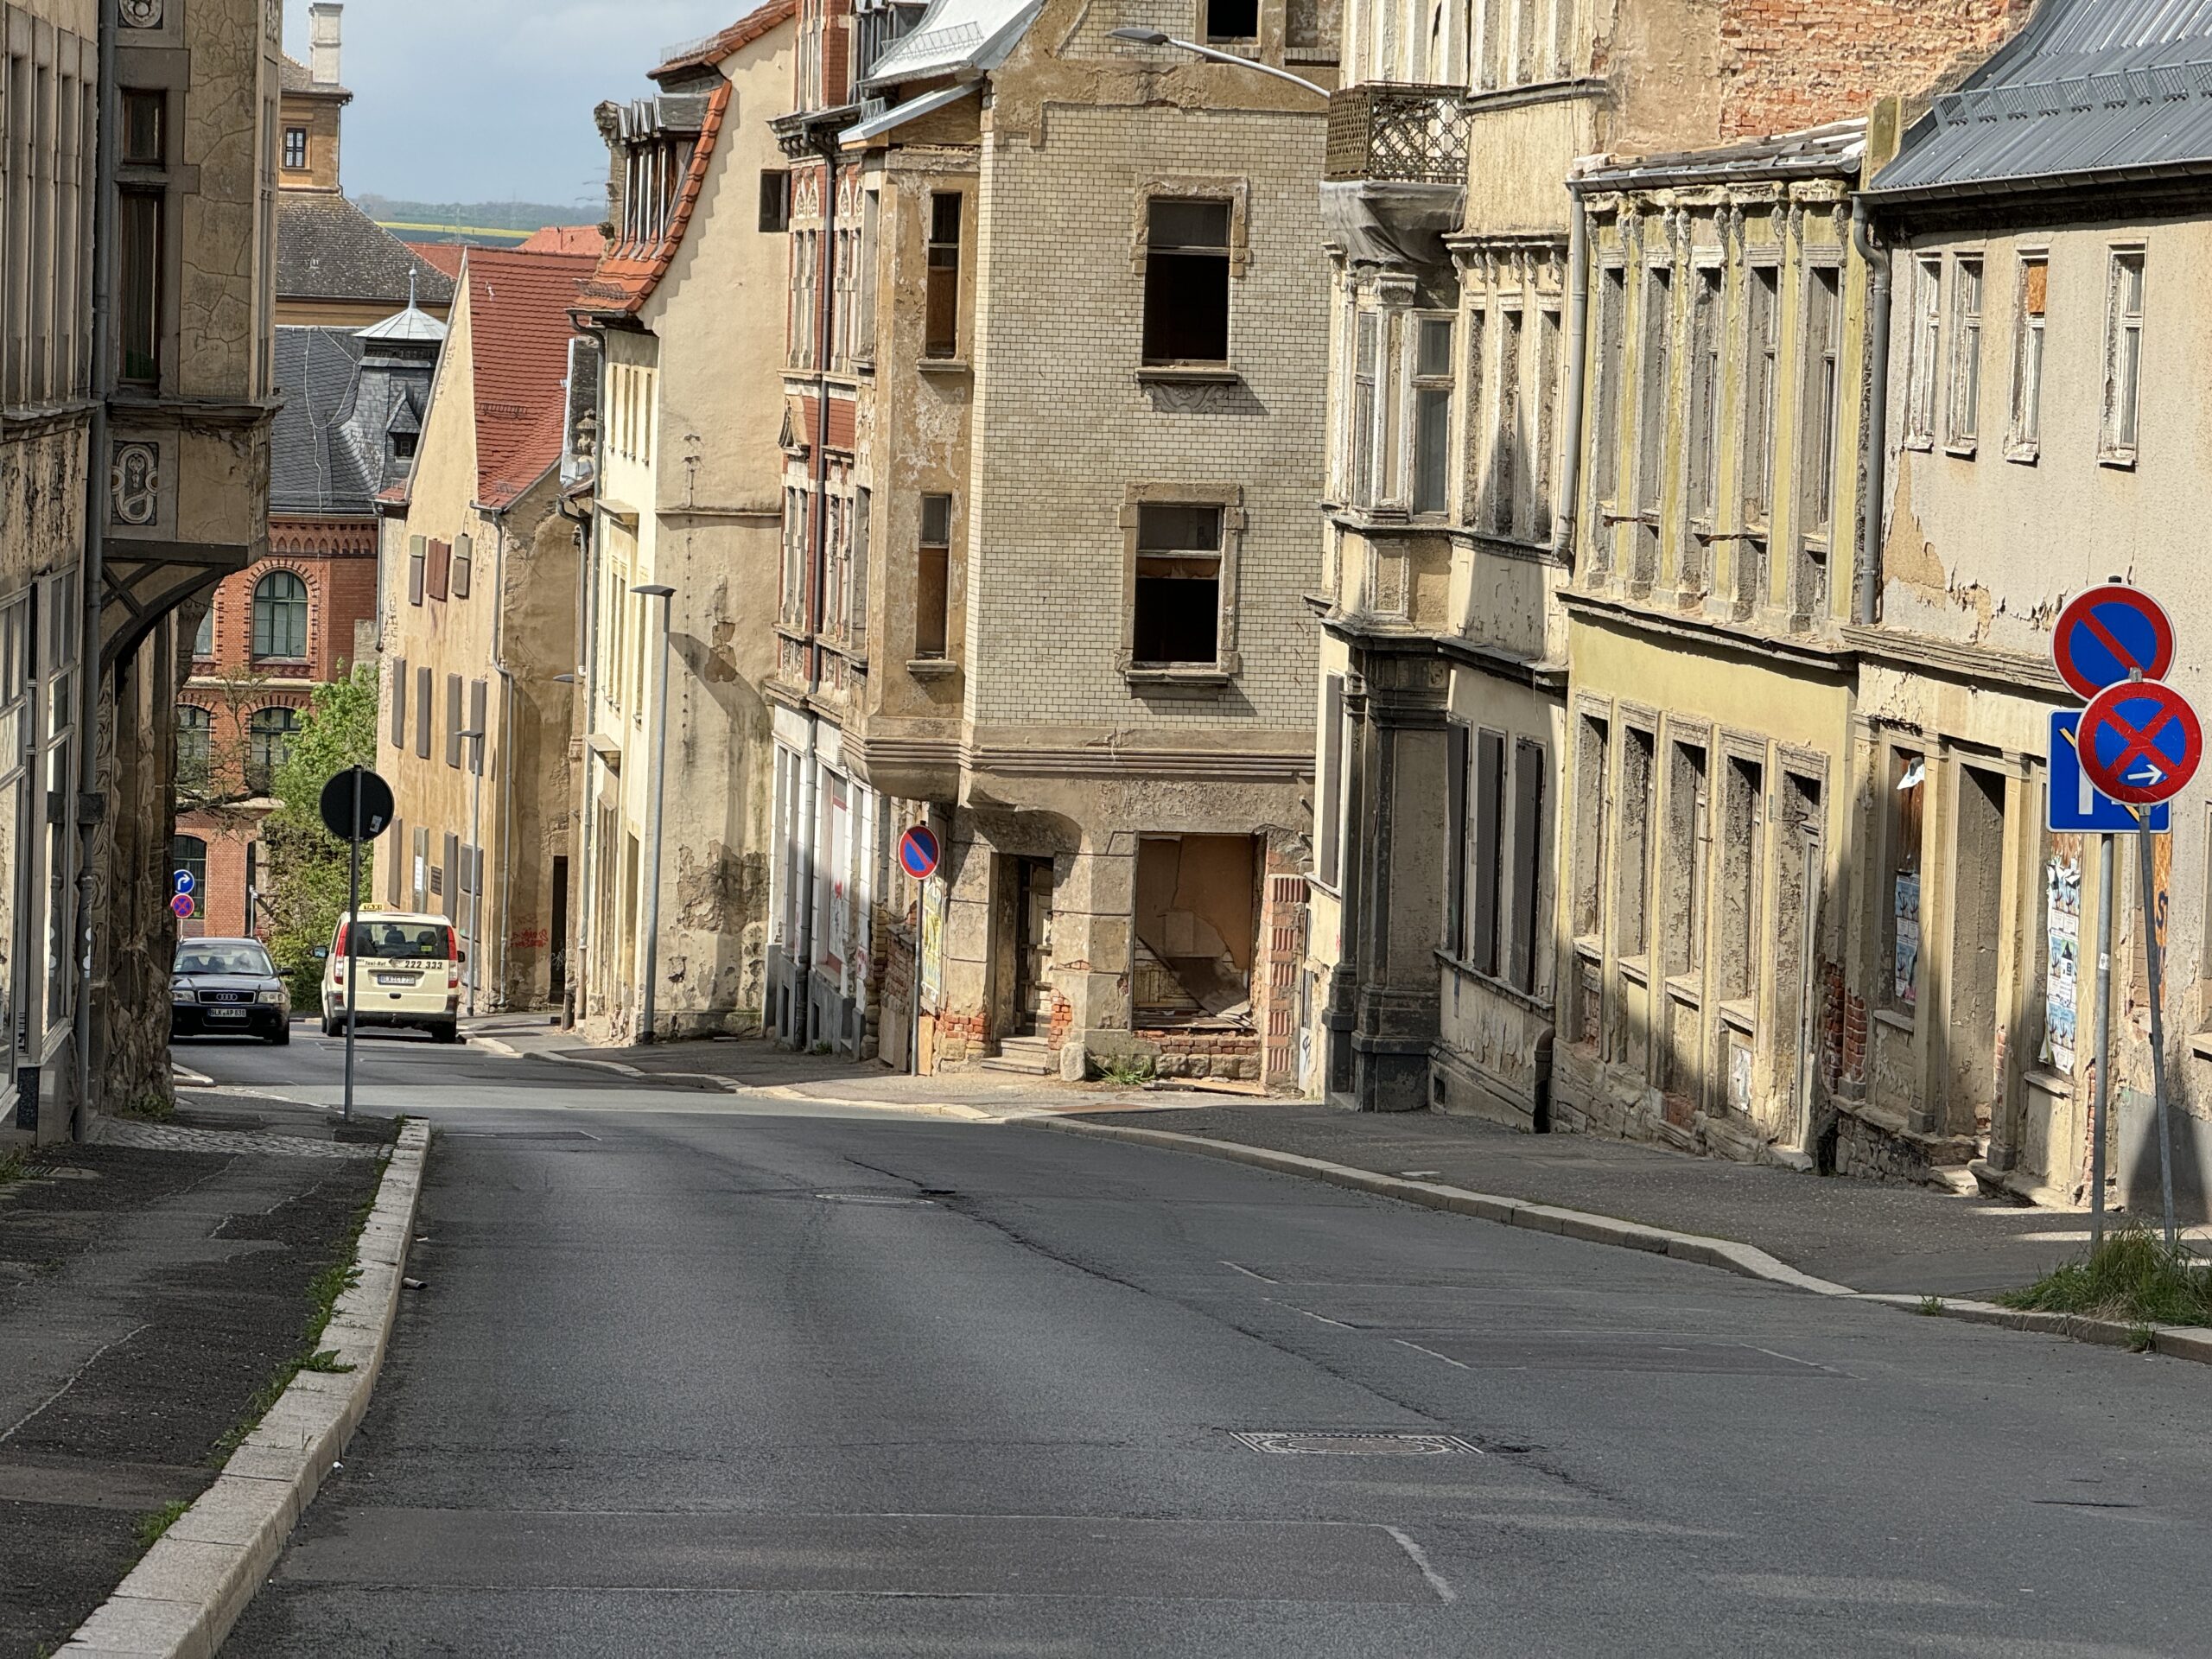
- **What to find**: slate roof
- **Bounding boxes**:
[280,194,458,308]
[463,249,597,510]
[278,53,351,99]
[1573,119,1866,191]
[1872,0,2212,200]
[270,324,435,518]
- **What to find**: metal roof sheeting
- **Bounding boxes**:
[1576,119,1865,191]
[861,0,1042,87]
[1872,0,2212,197]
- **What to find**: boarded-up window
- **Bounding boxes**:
[442,832,460,920]
[426,538,451,601]
[408,536,426,606]
[452,532,473,599]
[1318,674,1345,889]
[1470,729,1505,975]
[1509,739,1548,992]
[445,674,462,768]
[468,678,487,775]
[415,666,432,759]
[1444,723,1469,950]
[387,817,404,906]
[390,658,407,747]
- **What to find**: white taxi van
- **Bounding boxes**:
[324,910,463,1043]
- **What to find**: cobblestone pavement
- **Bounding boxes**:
[90,1115,380,1159]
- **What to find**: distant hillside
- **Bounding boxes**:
[359,194,601,245]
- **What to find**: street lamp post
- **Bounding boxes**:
[458,725,484,1016]
[1103,27,1332,94]
[633,584,676,1043]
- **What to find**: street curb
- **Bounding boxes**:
[55,1118,430,1658]
[1018,1115,1855,1297]
[1015,1116,2212,1364]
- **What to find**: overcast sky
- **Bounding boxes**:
[288,0,740,207]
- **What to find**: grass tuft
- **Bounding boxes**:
[135,1499,190,1550]
[1998,1224,2212,1329]
[1916,1295,1944,1316]
[1090,1053,1157,1087]
[0,1147,30,1185]
[210,1222,370,1463]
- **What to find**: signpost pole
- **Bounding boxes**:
[2089,831,2114,1247]
[2134,810,2177,1246]
[342,766,361,1126]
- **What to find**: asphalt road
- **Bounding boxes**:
[188,1034,2212,1656]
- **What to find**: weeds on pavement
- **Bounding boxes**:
[134,1499,189,1550]
[210,1209,371,1463]
[1999,1224,2212,1328]
[1090,1054,1156,1086]
[1916,1296,1943,1316]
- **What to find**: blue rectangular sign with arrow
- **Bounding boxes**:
[2050,710,2169,833]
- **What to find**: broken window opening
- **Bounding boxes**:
[925,192,962,359]
[1206,0,1259,38]
[915,492,952,658]
[2010,254,2046,453]
[1948,253,1982,449]
[1142,198,1231,366]
[1132,503,1224,667]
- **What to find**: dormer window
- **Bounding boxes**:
[391,430,417,461]
[283,126,308,170]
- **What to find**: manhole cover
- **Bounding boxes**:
[815,1192,936,1206]
[1230,1431,1480,1457]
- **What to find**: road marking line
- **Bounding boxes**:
[1219,1259,1278,1283]
[1284,1304,1354,1329]
[472,1037,521,1059]
[169,1064,214,1086]
[1382,1526,1458,1604]
[1392,1338,1471,1371]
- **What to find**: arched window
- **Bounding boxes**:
[176,704,212,788]
[246,706,299,794]
[251,570,308,661]
[172,835,207,901]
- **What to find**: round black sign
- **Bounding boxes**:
[318,766,396,843]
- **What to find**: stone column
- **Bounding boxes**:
[1053,833,1136,1080]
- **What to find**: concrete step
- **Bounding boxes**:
[982,1038,1054,1077]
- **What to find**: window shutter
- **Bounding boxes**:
[442,833,461,920]
[390,658,407,747]
[1509,740,1548,993]
[408,536,425,605]
[1318,675,1344,888]
[1445,723,1469,954]
[415,666,432,759]
[468,678,487,774]
[445,674,462,768]
[426,539,450,601]
[1472,729,1505,976]
[452,532,472,599]
[387,817,404,906]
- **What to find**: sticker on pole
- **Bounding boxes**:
[2078,681,2202,805]
[2051,584,2176,701]
[170,893,195,920]
[898,824,940,881]
[2049,712,2169,832]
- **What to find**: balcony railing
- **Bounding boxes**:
[1325,83,1471,185]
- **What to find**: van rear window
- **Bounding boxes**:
[349,922,448,961]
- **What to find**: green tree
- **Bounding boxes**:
[258,663,378,1004]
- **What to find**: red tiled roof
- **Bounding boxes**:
[575,80,732,320]
[464,248,596,510]
[652,0,797,79]
[517,224,608,256]
[402,240,467,281]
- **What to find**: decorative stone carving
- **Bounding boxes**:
[119,0,162,27]
[111,442,158,527]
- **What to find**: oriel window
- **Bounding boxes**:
[916,493,952,658]
[1410,315,1453,516]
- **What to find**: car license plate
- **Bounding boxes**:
[207,1007,247,1020]
[376,973,416,986]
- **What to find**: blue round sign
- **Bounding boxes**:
[898,824,940,880]
[174,869,195,896]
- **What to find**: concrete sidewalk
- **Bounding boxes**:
[0,1093,391,1656]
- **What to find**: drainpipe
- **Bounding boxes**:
[796,129,841,1050]
[72,0,119,1136]
[1551,177,1592,566]
[1851,196,1890,627]
[489,516,516,1014]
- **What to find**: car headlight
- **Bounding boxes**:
[257,988,286,1005]
[171,979,192,1000]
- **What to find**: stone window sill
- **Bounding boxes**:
[918,357,969,375]
[1717,995,1755,1035]
[907,657,957,679]
[1872,1006,1916,1036]
[1618,953,1649,988]
[1125,664,1232,688]
[1135,365,1240,386]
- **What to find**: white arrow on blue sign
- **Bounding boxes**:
[2049,710,2169,833]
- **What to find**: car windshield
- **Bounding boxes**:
[174,943,274,976]
[350,921,449,961]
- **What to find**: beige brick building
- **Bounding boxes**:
[766,0,1335,1081]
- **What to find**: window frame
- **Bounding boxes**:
[913,491,953,661]
[1945,251,1983,455]
[2101,245,2145,468]
[1139,193,1236,370]
[249,569,309,663]
[282,124,307,171]
[1408,311,1455,518]
[1904,252,1941,449]
[245,705,298,796]
[924,189,962,361]
[1118,483,1244,682]
[2006,250,2048,464]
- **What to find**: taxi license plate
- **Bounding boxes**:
[376,973,416,986]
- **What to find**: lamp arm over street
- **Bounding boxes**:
[1103,27,1331,95]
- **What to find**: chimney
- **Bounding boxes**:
[309,2,342,86]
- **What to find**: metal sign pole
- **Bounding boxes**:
[2088,831,2114,1248]
[2134,809,2176,1245]
[343,766,361,1126]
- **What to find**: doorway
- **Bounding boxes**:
[1948,765,2007,1139]
[1011,856,1054,1036]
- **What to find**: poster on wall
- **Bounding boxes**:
[918,875,944,1013]
[2043,849,2081,1076]
[1892,873,1921,1007]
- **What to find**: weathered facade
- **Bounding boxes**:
[175,306,437,939]
[765,0,1335,1083]
[569,0,796,1040]
[1,0,282,1138]
[1308,0,2028,1151]
[1859,0,2212,1217]
[375,249,591,1013]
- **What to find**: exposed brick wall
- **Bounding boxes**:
[192,532,378,683]
[1716,0,2031,142]
[1140,1027,1262,1083]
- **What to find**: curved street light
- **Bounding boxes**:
[1105,26,1331,96]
